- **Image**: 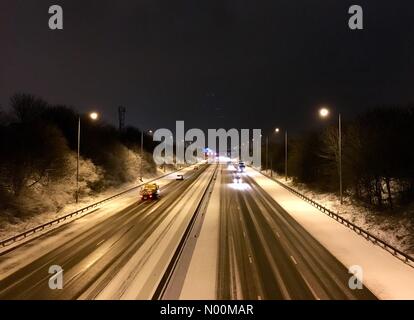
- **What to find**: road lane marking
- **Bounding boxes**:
[248,256,253,264]
[290,255,298,265]
[276,232,281,238]
[241,192,291,300]
[301,273,321,300]
[96,240,105,247]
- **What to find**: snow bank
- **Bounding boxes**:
[0,162,175,243]
[267,171,414,256]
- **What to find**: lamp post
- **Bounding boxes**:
[140,130,154,181]
[140,130,144,182]
[319,107,343,205]
[76,112,99,203]
[275,128,288,181]
[284,130,288,182]
[265,135,269,174]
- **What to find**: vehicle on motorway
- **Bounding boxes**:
[234,173,242,183]
[176,174,184,181]
[238,161,246,172]
[140,183,160,200]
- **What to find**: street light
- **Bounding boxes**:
[319,108,330,118]
[319,107,343,205]
[76,112,99,203]
[89,112,99,120]
[140,130,144,181]
[275,128,288,181]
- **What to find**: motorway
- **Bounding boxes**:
[0,163,378,300]
[217,165,377,300]
[0,164,212,300]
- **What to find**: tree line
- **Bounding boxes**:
[266,107,414,210]
[0,93,157,218]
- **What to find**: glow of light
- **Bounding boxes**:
[275,128,280,133]
[89,112,99,120]
[319,108,330,118]
[229,182,251,191]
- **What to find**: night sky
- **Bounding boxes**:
[1,0,414,133]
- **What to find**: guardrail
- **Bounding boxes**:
[0,168,187,249]
[253,167,414,267]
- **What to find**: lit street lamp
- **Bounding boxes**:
[139,129,154,182]
[319,108,330,118]
[76,112,99,203]
[89,112,99,120]
[275,128,288,181]
[319,107,343,205]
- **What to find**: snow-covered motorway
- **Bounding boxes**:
[216,167,376,300]
[0,164,216,299]
[180,165,414,300]
[2,163,413,300]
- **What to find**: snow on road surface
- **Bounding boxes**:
[179,168,222,299]
[93,165,216,300]
[0,167,172,242]
[246,167,414,300]
[0,166,196,280]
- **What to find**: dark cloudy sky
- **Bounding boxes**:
[1,0,414,133]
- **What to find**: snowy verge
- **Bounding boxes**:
[261,170,414,257]
[247,167,414,300]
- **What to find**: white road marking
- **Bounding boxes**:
[290,255,298,265]
[96,240,105,247]
[302,275,321,300]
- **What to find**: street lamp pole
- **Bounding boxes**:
[275,128,288,181]
[319,108,343,205]
[285,130,288,182]
[270,158,273,177]
[339,114,343,205]
[140,130,144,182]
[76,116,80,203]
[266,135,269,174]
[76,112,99,203]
